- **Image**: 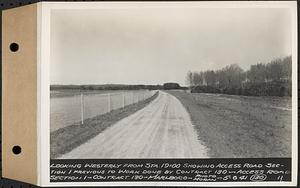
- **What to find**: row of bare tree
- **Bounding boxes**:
[186,56,292,88]
[186,56,292,96]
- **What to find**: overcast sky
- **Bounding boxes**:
[50,7,292,86]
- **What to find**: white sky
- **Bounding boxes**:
[50,7,292,86]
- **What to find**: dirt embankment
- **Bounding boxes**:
[166,90,292,158]
[51,92,158,159]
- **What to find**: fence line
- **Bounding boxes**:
[78,90,155,124]
[50,90,157,132]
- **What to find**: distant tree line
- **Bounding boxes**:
[50,84,164,91]
[186,56,292,96]
[51,83,188,91]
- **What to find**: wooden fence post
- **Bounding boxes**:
[80,93,84,124]
[132,92,134,104]
[108,93,111,112]
[122,92,125,108]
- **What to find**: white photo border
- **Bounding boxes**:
[38,1,298,187]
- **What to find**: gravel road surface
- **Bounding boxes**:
[61,91,208,158]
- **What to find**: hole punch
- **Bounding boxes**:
[9,43,19,52]
[12,145,22,155]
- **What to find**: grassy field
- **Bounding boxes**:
[50,91,158,158]
[166,90,292,158]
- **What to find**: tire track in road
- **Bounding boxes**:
[60,91,209,158]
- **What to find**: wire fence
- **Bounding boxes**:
[50,90,156,132]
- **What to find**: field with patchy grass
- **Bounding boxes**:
[166,90,292,158]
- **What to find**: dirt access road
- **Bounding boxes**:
[61,91,208,158]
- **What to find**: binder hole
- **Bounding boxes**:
[12,145,21,155]
[9,43,19,52]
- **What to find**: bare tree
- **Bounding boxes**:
[204,70,216,87]
[247,63,266,83]
[193,71,204,86]
[186,71,194,87]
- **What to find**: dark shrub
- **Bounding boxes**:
[163,82,181,90]
[191,80,291,97]
[191,85,220,93]
[242,80,291,97]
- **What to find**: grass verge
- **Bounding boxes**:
[50,91,159,158]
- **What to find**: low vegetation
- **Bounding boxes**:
[51,83,187,92]
[51,84,164,91]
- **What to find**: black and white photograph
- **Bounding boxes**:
[49,3,295,161]
[1,1,297,187]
